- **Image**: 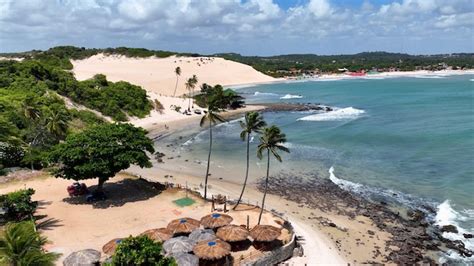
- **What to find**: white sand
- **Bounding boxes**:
[72,54,276,96]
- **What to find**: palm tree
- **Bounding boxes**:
[45,106,69,139]
[172,66,181,97]
[200,100,225,200]
[0,221,60,266]
[190,75,198,109]
[256,125,289,224]
[233,112,266,210]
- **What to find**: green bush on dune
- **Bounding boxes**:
[110,236,176,266]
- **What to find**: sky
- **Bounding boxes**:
[0,0,473,56]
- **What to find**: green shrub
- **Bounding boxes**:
[0,142,25,167]
[111,235,176,266]
[0,189,38,222]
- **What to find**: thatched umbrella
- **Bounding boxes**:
[200,213,233,229]
[63,249,101,266]
[163,236,195,254]
[102,238,123,256]
[167,217,200,235]
[216,225,249,242]
[171,252,199,266]
[140,228,173,242]
[250,225,281,242]
[189,228,216,243]
[193,239,231,260]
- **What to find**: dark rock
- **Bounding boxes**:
[441,225,458,234]
[328,222,337,227]
[367,230,375,235]
[463,233,473,239]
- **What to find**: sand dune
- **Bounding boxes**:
[72,54,276,96]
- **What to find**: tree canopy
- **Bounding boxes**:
[49,123,155,190]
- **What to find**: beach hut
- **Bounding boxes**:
[193,239,231,260]
[63,249,101,266]
[170,252,199,266]
[163,236,195,254]
[167,217,200,235]
[189,228,216,243]
[140,228,173,242]
[200,213,233,229]
[250,225,281,242]
[216,225,249,242]
[102,238,123,256]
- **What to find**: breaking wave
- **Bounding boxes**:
[298,107,365,121]
[280,94,303,99]
[253,91,279,97]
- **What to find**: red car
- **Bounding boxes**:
[67,182,88,197]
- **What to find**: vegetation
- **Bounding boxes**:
[194,84,244,110]
[111,235,176,266]
[200,98,226,200]
[173,67,181,97]
[185,75,198,111]
[0,189,37,223]
[215,52,474,77]
[49,123,154,192]
[0,221,60,266]
[256,126,289,224]
[234,112,266,210]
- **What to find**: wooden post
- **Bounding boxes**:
[185,181,188,198]
[247,215,249,230]
[211,195,215,212]
[224,201,227,213]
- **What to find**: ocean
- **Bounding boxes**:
[165,74,474,261]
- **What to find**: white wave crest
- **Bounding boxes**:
[280,94,303,99]
[297,107,365,121]
[254,91,279,96]
[470,79,474,82]
[329,166,363,190]
[413,75,445,79]
[435,200,474,263]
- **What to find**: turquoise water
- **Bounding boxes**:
[174,75,474,258]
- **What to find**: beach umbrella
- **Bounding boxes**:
[163,236,195,254]
[63,249,101,266]
[170,252,199,266]
[200,213,233,229]
[102,238,123,256]
[140,228,173,242]
[193,239,231,260]
[189,228,216,243]
[250,225,281,242]
[216,225,249,242]
[167,217,200,235]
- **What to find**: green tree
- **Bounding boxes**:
[44,104,69,139]
[200,99,225,200]
[21,97,40,122]
[172,66,181,97]
[111,235,176,266]
[256,126,289,224]
[233,112,266,210]
[0,221,60,266]
[49,123,154,193]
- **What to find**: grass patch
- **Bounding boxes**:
[173,197,196,207]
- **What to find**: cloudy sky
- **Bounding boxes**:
[1,0,473,55]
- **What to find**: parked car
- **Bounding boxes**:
[67,182,88,197]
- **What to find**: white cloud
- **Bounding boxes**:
[308,0,332,18]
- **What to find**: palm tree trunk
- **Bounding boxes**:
[258,149,270,225]
[97,177,107,192]
[204,120,212,200]
[234,134,250,210]
[188,96,191,112]
[173,75,179,97]
[192,87,194,109]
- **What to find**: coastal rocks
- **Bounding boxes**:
[464,233,473,239]
[440,225,458,234]
[259,103,332,113]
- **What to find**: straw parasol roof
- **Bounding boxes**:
[189,228,216,243]
[200,213,233,229]
[167,217,200,235]
[250,225,282,242]
[140,228,173,242]
[171,252,199,266]
[193,239,231,260]
[102,238,123,255]
[216,225,249,242]
[163,236,195,254]
[63,249,101,266]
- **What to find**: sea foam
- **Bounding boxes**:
[298,107,365,121]
[253,91,279,96]
[280,94,303,99]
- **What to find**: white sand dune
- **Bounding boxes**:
[72,54,276,96]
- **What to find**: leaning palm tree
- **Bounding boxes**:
[200,100,225,200]
[233,112,266,210]
[256,125,289,224]
[172,66,181,97]
[0,221,60,266]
